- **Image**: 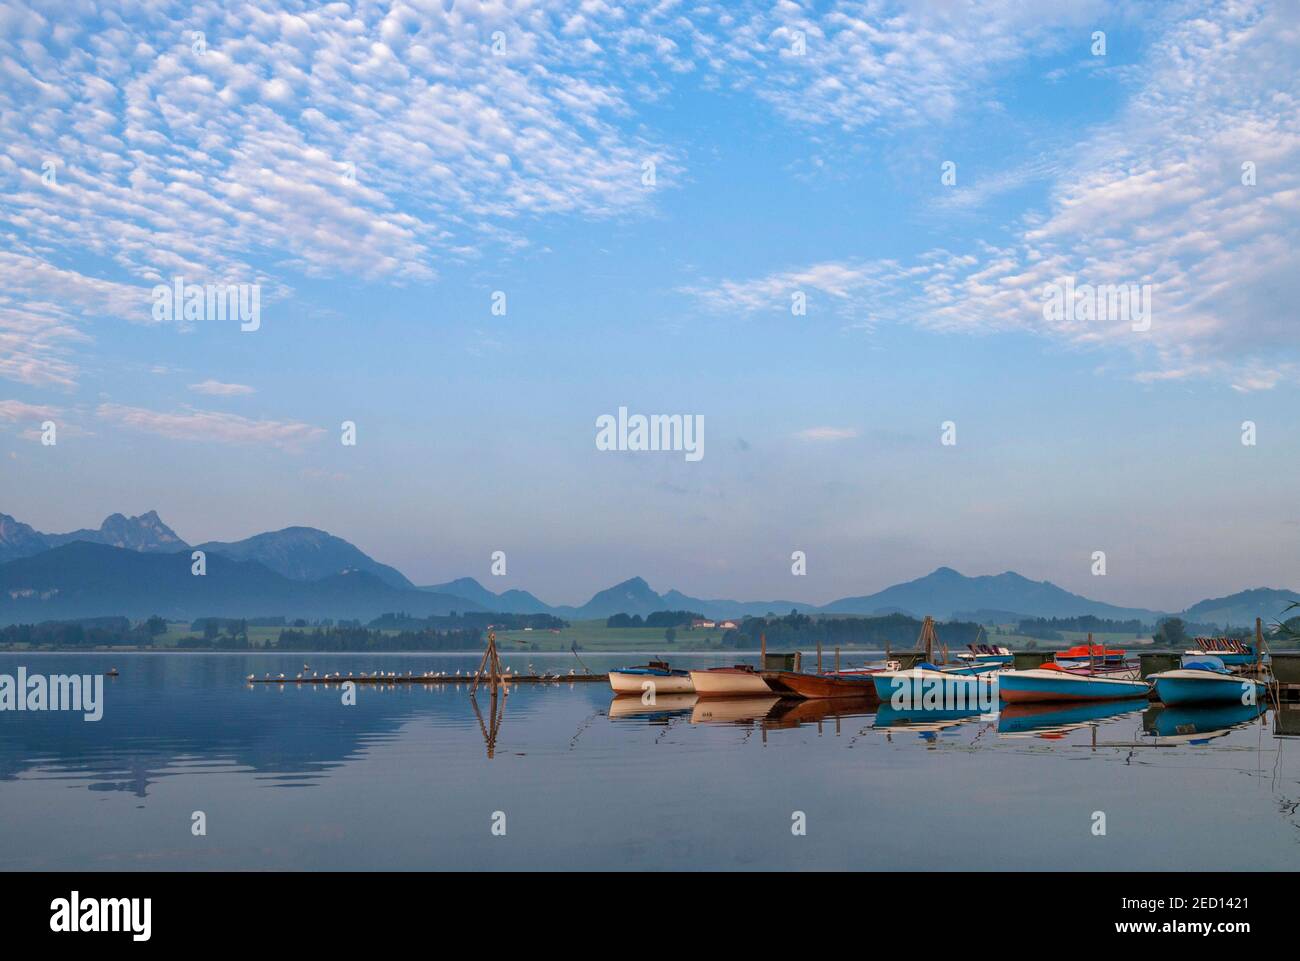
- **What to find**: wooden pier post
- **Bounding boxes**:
[471,629,505,695]
[817,639,823,674]
[835,646,840,673]
[760,632,767,669]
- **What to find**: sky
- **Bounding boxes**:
[0,0,1298,611]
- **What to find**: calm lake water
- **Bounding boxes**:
[2,651,1298,871]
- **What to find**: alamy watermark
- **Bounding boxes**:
[50,892,150,941]
[595,406,704,462]
[889,674,995,712]
[0,667,104,721]
[1042,277,1152,332]
[152,276,261,331]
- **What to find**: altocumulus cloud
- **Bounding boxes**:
[188,380,256,397]
[96,403,324,449]
[683,1,1300,391]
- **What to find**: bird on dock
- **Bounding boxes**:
[303,663,310,672]
[277,673,285,680]
[296,673,302,680]
[247,674,255,681]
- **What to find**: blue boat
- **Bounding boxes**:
[1151,656,1269,706]
[871,663,998,710]
[998,664,1149,703]
[1181,638,1260,667]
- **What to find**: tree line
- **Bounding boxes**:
[723,611,984,649]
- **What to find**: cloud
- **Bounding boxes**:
[795,426,859,441]
[188,379,255,396]
[706,0,1115,131]
[0,398,60,422]
[96,403,324,449]
[685,1,1300,390]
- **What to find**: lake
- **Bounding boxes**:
[2,651,1298,870]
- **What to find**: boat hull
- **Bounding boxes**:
[608,670,695,695]
[871,668,995,710]
[998,668,1148,703]
[689,669,773,697]
[1152,670,1268,706]
[774,671,881,700]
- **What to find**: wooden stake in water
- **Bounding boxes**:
[471,629,505,694]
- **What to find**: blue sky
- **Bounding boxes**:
[1,0,1297,610]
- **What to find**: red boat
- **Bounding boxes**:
[1054,643,1126,666]
[772,670,883,700]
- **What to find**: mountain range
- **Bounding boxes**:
[0,510,1294,628]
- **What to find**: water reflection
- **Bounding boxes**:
[690,696,780,725]
[1142,702,1268,744]
[874,704,990,741]
[998,700,1145,739]
[607,693,696,719]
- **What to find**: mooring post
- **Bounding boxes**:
[817,639,823,674]
[835,646,840,673]
[760,631,767,669]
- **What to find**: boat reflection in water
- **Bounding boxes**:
[763,696,877,733]
[1142,702,1267,744]
[873,704,989,741]
[607,693,697,720]
[998,699,1145,739]
[690,695,780,725]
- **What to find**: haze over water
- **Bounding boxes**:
[1,652,1296,871]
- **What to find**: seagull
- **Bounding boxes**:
[247,674,255,681]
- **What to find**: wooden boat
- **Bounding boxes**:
[688,665,773,697]
[998,663,1148,703]
[774,670,882,700]
[1054,643,1126,666]
[1151,656,1269,706]
[608,661,694,695]
[1182,637,1259,667]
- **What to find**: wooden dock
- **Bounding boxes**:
[248,673,608,685]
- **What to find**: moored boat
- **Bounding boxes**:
[871,663,996,710]
[608,661,694,695]
[1151,656,1269,706]
[774,670,882,700]
[956,643,1014,667]
[688,665,774,697]
[1054,643,1126,667]
[998,663,1148,703]
[1182,637,1259,667]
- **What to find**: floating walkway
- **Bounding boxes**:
[248,672,607,685]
